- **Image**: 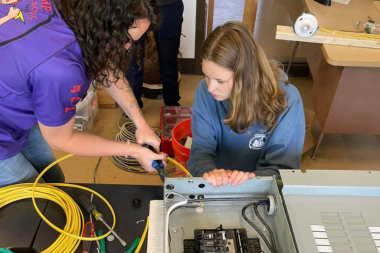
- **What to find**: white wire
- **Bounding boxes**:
[165,200,188,253]
[165,192,186,202]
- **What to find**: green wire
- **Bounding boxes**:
[0,249,14,253]
[125,237,140,253]
[98,230,106,253]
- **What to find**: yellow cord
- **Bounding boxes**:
[0,154,191,252]
[134,216,149,253]
[319,27,380,39]
[0,154,116,253]
[167,157,193,178]
[31,154,115,241]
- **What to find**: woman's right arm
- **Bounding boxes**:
[38,117,166,172]
[30,56,165,172]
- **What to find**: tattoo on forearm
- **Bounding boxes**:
[130,100,138,109]
[122,82,132,94]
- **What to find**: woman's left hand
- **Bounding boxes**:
[226,170,255,187]
[135,123,161,152]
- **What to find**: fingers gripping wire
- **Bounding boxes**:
[110,122,175,174]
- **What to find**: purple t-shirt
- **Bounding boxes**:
[0,0,90,159]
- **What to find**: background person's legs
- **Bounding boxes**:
[154,1,184,106]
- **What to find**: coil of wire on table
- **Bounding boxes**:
[109,122,175,174]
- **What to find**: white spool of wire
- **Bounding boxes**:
[294,13,319,37]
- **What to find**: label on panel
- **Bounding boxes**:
[313,232,328,239]
[315,239,330,246]
[311,225,326,232]
[317,246,333,252]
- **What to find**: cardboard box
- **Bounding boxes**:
[303,108,316,154]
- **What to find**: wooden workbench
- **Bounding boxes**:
[302,0,380,67]
[298,0,380,156]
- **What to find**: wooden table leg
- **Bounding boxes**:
[311,133,324,159]
[286,41,300,74]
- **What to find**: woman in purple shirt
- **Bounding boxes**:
[0,0,165,186]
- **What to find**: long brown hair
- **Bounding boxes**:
[54,0,161,86]
[201,21,287,134]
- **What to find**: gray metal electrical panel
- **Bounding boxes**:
[148,170,380,253]
[281,170,380,253]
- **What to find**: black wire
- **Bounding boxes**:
[254,202,278,253]
[242,202,277,253]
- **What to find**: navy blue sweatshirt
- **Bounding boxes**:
[188,75,305,177]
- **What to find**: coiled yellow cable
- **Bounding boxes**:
[0,154,192,252]
[0,154,115,253]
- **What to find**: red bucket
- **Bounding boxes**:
[172,119,192,177]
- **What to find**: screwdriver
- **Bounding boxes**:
[142,144,169,183]
[79,195,127,246]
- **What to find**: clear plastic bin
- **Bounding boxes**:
[161,106,192,138]
[74,90,99,133]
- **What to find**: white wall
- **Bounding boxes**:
[254,0,305,60]
[179,0,197,59]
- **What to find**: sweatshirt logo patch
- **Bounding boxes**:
[249,134,267,150]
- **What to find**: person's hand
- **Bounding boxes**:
[203,169,229,188]
[7,7,20,19]
[134,146,167,172]
[226,170,255,187]
[135,123,161,152]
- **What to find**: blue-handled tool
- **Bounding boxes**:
[143,144,169,183]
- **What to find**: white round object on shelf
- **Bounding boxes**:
[294,13,319,38]
[195,206,204,214]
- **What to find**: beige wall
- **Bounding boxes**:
[254,0,306,61]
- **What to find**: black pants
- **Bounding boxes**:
[126,1,184,108]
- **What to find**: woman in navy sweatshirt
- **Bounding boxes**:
[188,21,305,188]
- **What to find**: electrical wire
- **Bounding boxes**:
[109,122,175,174]
[93,157,102,184]
[242,202,278,253]
[165,200,188,253]
[319,27,380,39]
[0,154,117,253]
[0,249,14,253]
[167,157,192,178]
[254,202,278,253]
[110,122,193,178]
[134,216,149,253]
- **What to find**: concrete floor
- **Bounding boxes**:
[53,75,380,186]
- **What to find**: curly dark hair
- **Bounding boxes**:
[54,0,161,87]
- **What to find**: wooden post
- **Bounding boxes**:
[243,0,258,34]
[207,0,215,35]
